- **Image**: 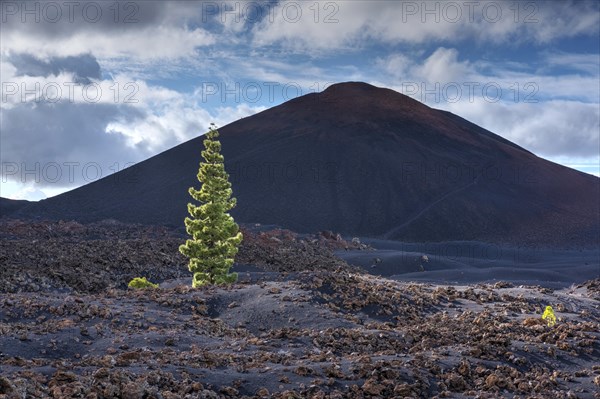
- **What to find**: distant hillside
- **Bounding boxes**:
[10,82,600,246]
[1,197,31,217]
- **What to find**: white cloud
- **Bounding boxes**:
[0,54,265,198]
[2,26,214,61]
[378,47,599,104]
[531,1,600,43]
[0,62,183,111]
[441,99,600,159]
[251,1,600,53]
[374,47,599,161]
[376,48,474,85]
[2,0,597,202]
[542,51,600,75]
[419,48,472,82]
[0,181,58,201]
[107,100,266,154]
[0,1,216,61]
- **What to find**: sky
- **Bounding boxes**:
[1,0,599,201]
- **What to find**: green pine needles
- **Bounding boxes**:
[179,124,243,288]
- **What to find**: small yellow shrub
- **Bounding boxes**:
[128,277,159,289]
[542,305,556,327]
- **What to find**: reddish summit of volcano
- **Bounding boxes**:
[8,82,599,247]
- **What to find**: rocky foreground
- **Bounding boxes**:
[1,220,599,398]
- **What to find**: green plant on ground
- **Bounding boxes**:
[179,124,243,288]
[128,277,159,289]
[542,305,557,327]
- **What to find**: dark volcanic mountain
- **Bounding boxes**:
[0,197,30,216]
[8,82,600,245]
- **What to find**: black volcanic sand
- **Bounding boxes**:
[336,238,600,289]
[1,221,600,398]
[0,220,358,294]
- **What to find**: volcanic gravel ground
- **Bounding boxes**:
[0,220,599,398]
[0,220,359,294]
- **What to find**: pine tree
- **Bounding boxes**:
[179,124,243,287]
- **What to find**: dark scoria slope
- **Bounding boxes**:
[0,197,31,217]
[11,82,600,245]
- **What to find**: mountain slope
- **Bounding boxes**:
[10,82,600,246]
[0,198,31,217]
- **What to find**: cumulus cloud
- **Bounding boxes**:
[541,51,600,75]
[374,47,599,160]
[1,95,265,195]
[442,100,600,159]
[106,100,266,155]
[2,25,215,61]
[0,53,265,198]
[0,1,215,60]
[378,49,599,104]
[0,101,145,188]
[8,53,101,84]
[1,1,597,201]
[389,47,473,83]
[251,0,600,52]
[530,1,600,43]
[1,181,51,201]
